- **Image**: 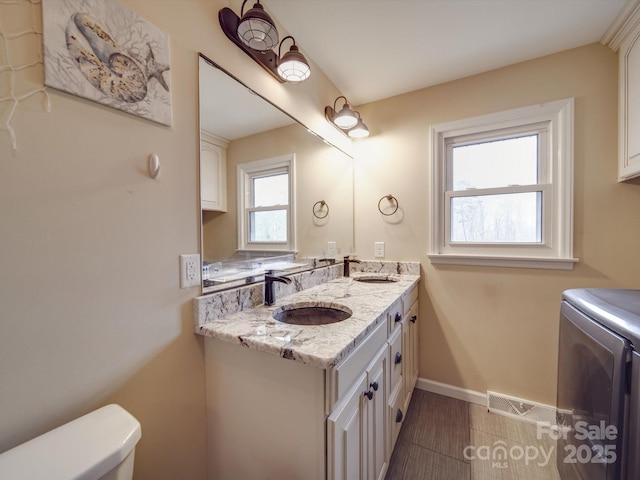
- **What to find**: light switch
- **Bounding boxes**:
[374,242,385,258]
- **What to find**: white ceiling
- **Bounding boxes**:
[266,0,628,106]
[199,56,294,140]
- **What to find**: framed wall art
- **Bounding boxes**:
[42,0,172,126]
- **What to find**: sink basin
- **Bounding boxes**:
[272,302,352,326]
[353,274,399,283]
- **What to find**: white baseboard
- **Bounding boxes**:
[415,377,487,406]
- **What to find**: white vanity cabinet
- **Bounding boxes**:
[328,282,419,480]
[200,131,228,211]
[616,6,640,181]
[202,278,419,480]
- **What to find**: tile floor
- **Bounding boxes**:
[386,389,560,480]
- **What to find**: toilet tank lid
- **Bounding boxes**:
[0,404,141,480]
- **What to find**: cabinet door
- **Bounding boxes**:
[620,29,640,180]
[388,381,405,452]
[328,347,389,480]
[200,141,227,211]
[365,347,388,480]
[388,327,402,392]
[328,374,366,480]
[404,301,419,402]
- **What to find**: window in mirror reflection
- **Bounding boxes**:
[249,171,289,242]
[238,154,296,252]
[253,172,288,206]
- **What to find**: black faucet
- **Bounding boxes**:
[343,256,362,277]
[264,270,292,306]
[317,257,336,265]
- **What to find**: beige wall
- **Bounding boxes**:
[353,43,640,405]
[0,1,343,479]
[2,0,639,477]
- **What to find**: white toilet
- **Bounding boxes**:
[0,404,141,480]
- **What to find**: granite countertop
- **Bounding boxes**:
[196,273,419,370]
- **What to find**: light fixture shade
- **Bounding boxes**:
[237,1,279,51]
[277,45,311,84]
[348,119,370,139]
[325,96,370,139]
[333,103,358,129]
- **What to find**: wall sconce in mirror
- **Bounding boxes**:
[325,96,370,139]
[219,2,311,84]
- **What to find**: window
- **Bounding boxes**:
[429,98,577,270]
[237,154,295,252]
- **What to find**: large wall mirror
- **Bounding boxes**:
[198,54,354,294]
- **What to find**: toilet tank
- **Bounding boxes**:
[0,404,142,480]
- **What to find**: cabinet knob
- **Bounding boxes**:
[370,381,379,392]
[410,315,417,324]
[395,352,402,364]
[394,312,402,323]
[364,390,373,401]
[396,409,404,423]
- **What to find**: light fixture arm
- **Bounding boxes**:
[240,0,251,16]
[333,96,349,111]
[278,35,296,58]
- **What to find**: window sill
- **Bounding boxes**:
[428,253,579,271]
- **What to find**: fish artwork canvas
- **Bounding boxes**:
[42,0,172,126]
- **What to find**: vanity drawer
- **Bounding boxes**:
[388,299,403,335]
[330,319,387,410]
[388,326,402,391]
[402,285,418,315]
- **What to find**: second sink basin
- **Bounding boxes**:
[273,302,352,326]
[354,274,399,283]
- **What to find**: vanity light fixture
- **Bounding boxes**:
[325,96,370,139]
[277,36,311,84]
[348,113,370,139]
[219,3,311,84]
[328,96,358,129]
[236,0,279,52]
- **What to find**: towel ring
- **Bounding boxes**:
[378,194,399,216]
[313,200,329,219]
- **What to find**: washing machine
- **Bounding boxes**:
[557,288,640,480]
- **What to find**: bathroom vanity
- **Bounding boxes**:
[195,269,419,480]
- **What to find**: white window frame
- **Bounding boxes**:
[429,98,578,270]
[237,154,296,253]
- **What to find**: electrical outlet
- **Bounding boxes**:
[374,242,385,258]
[180,254,201,288]
[327,241,337,257]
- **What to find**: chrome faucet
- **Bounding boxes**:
[264,270,292,306]
[343,256,362,277]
